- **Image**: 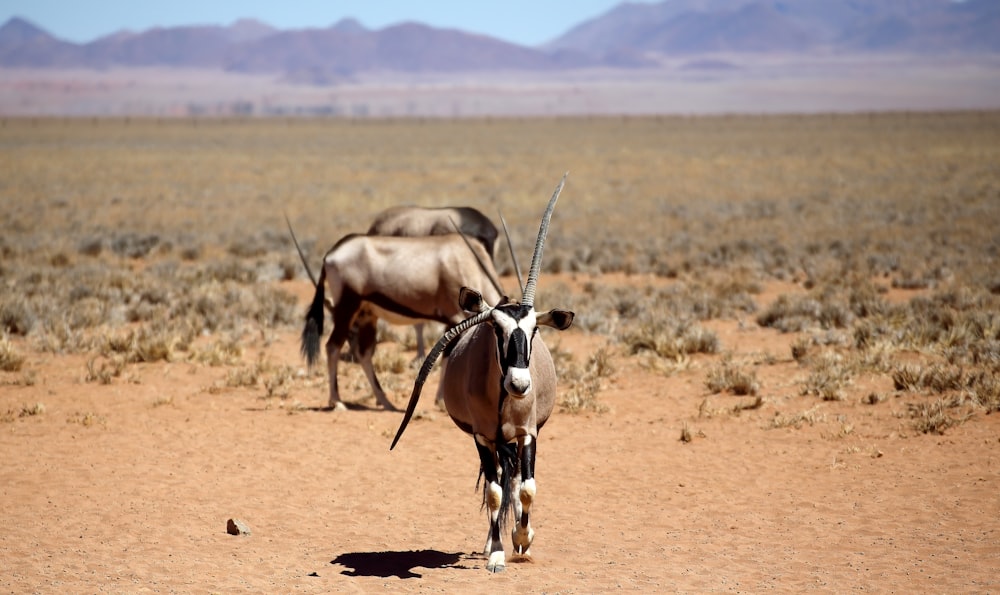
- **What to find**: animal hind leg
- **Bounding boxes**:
[512,434,536,557]
[475,434,506,573]
[413,322,426,361]
[325,292,361,410]
[355,307,397,411]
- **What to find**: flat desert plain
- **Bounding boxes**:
[1,115,999,592]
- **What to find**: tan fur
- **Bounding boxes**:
[440,323,556,442]
[325,234,500,324]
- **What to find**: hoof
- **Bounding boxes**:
[327,401,347,412]
[486,551,506,573]
[512,526,534,555]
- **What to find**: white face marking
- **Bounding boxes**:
[492,307,538,396]
[491,308,537,360]
[506,367,532,396]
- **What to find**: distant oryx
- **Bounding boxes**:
[367,205,498,260]
[391,174,574,573]
[293,224,504,411]
[366,206,499,359]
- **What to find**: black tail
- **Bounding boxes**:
[496,440,517,530]
[479,439,517,530]
[301,267,326,366]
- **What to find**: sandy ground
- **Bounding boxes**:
[2,278,999,593]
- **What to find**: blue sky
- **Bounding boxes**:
[2,1,637,47]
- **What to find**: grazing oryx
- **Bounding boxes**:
[297,231,503,411]
[366,206,499,359]
[367,205,498,259]
[391,174,574,573]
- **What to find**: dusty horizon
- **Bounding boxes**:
[3,53,999,118]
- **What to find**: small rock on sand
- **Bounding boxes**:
[226,518,251,536]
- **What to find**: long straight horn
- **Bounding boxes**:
[390,308,493,450]
[284,212,319,287]
[449,216,505,299]
[521,172,567,308]
[498,210,524,299]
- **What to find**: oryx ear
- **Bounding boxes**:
[459,287,486,313]
[537,309,574,331]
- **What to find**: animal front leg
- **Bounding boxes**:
[475,435,506,573]
[512,434,536,556]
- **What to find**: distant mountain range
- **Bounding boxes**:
[1,0,996,80]
[549,0,1000,55]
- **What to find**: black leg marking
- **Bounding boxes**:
[475,437,505,572]
[512,435,537,556]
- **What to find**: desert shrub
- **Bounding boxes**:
[85,355,126,384]
[791,336,811,362]
[907,399,970,435]
[77,237,103,257]
[263,364,296,398]
[0,334,25,371]
[801,351,852,401]
[848,283,890,318]
[559,346,615,414]
[1,402,45,423]
[0,295,36,336]
[228,238,268,258]
[99,321,196,364]
[226,365,260,388]
[768,406,825,430]
[892,364,922,392]
[110,233,160,259]
[967,370,1000,412]
[621,312,718,360]
[705,360,759,396]
[756,292,851,332]
[190,337,244,366]
[893,363,1000,412]
[200,259,259,284]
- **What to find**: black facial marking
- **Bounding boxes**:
[506,328,529,369]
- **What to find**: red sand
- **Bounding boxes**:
[2,279,998,592]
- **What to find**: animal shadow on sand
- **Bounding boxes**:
[244,402,397,413]
[331,550,476,578]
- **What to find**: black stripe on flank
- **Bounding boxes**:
[363,292,453,325]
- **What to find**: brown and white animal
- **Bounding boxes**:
[366,206,499,358]
[367,205,498,259]
[298,231,503,411]
[391,174,574,573]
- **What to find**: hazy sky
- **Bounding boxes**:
[1,1,637,47]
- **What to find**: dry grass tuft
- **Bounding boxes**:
[559,345,615,414]
[622,313,718,360]
[190,337,244,366]
[85,355,127,384]
[801,351,852,401]
[705,359,759,396]
[769,407,826,430]
[907,399,972,435]
[0,334,26,371]
[67,411,107,428]
[1,402,45,423]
